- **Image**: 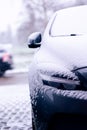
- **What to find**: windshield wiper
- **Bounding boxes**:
[70,34,77,36]
[70,34,83,36]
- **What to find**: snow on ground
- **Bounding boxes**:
[0,84,32,130]
[6,68,29,74]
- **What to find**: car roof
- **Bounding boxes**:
[56,5,87,15]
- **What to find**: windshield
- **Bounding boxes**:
[51,6,87,37]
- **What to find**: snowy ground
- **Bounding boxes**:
[0,45,33,129]
[0,84,32,130]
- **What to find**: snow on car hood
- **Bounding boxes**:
[35,34,87,71]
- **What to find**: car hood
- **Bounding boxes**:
[36,35,87,71]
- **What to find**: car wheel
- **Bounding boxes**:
[0,70,5,77]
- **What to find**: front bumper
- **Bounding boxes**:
[32,85,87,130]
[29,62,87,130]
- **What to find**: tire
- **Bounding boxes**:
[0,70,5,77]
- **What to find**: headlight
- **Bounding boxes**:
[40,73,80,90]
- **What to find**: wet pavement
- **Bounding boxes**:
[0,71,29,85]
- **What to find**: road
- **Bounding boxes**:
[0,71,32,130]
[0,71,29,86]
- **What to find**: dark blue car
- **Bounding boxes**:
[28,5,87,130]
[0,45,13,76]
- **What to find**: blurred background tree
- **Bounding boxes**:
[16,0,87,44]
[0,0,87,45]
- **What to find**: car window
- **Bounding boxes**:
[51,7,87,37]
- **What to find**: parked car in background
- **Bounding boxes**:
[28,5,87,130]
[0,44,13,76]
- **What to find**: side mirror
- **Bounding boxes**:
[28,32,42,48]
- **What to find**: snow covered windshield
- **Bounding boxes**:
[51,6,87,37]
